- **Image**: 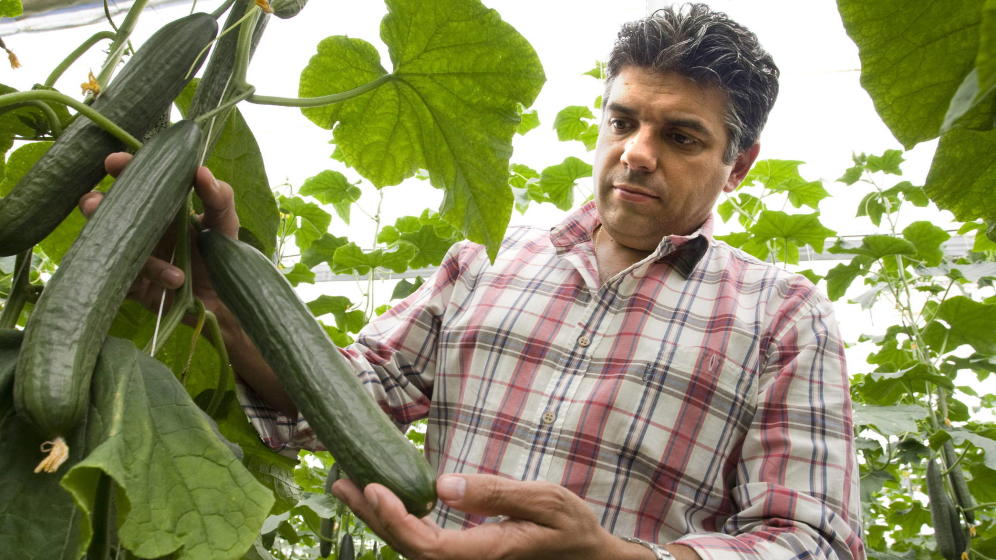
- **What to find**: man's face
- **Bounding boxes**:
[592,66,759,251]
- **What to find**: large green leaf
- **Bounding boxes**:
[982,0,996,94]
[61,337,273,560]
[924,125,996,225]
[299,0,545,259]
[0,330,86,559]
[837,0,984,148]
[332,241,417,275]
[924,295,996,354]
[377,210,463,268]
[278,195,332,250]
[853,403,929,436]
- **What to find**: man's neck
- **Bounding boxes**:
[593,225,654,284]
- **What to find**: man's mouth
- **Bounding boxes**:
[612,184,659,201]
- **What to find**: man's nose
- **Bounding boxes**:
[620,130,658,172]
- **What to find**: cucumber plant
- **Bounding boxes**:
[0,0,545,557]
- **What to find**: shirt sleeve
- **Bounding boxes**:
[236,240,483,453]
[671,280,865,560]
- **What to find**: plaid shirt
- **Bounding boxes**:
[241,202,864,560]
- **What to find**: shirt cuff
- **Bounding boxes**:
[234,379,325,457]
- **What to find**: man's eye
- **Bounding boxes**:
[670,132,697,145]
[609,118,631,132]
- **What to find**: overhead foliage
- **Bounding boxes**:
[838,0,996,235]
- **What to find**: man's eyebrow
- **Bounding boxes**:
[606,102,716,138]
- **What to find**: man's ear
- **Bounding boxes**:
[724,143,761,193]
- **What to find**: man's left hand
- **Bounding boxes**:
[331,473,643,560]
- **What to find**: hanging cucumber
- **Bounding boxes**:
[270,0,309,19]
[926,457,966,560]
[198,230,438,517]
[14,120,203,473]
[0,12,217,256]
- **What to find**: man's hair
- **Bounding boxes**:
[605,3,779,163]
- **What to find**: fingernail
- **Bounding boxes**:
[160,268,183,288]
[436,475,466,501]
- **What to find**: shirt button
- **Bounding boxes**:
[577,334,591,347]
[541,411,556,425]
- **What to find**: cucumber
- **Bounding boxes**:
[270,0,308,18]
[943,440,976,526]
[0,12,217,256]
[198,230,437,517]
[0,328,23,398]
[14,120,202,473]
[926,457,965,560]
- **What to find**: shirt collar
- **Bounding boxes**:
[549,201,711,278]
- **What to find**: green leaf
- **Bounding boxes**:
[278,195,331,250]
[0,331,86,559]
[300,233,348,269]
[536,156,592,211]
[0,84,70,154]
[853,403,929,435]
[554,105,597,144]
[981,0,996,94]
[283,262,315,286]
[583,61,606,80]
[0,0,21,17]
[299,0,545,260]
[837,164,864,185]
[924,125,996,225]
[927,295,996,354]
[60,337,273,560]
[743,159,829,209]
[378,210,462,268]
[299,170,361,224]
[392,276,425,300]
[332,241,418,275]
[948,428,996,470]
[747,211,836,263]
[863,149,905,175]
[838,0,984,148]
[516,105,540,135]
[832,234,916,261]
[901,221,950,266]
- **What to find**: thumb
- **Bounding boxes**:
[436,473,569,527]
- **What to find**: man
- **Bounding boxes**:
[85,4,863,559]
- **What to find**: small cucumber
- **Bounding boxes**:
[198,230,437,517]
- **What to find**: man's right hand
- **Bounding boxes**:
[79,152,298,417]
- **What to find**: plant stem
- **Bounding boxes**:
[248,74,393,108]
[230,5,261,92]
[44,31,117,87]
[0,90,141,149]
[203,308,233,417]
[210,0,238,19]
[95,0,150,91]
[146,202,195,356]
[193,85,254,127]
[0,249,32,329]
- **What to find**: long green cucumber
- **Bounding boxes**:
[198,230,437,517]
[942,440,976,526]
[14,120,202,472]
[0,13,217,256]
[926,457,966,560]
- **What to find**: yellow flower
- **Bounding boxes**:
[255,0,273,13]
[81,71,101,96]
[7,50,19,69]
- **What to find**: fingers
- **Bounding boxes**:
[435,474,572,527]
[104,151,132,177]
[194,166,239,238]
[79,191,103,217]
